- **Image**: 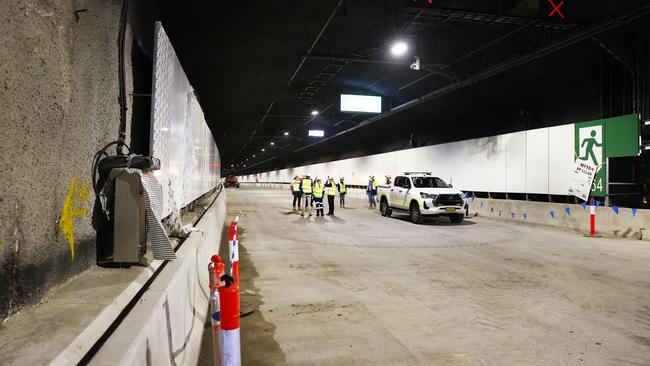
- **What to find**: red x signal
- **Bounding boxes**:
[548,0,565,19]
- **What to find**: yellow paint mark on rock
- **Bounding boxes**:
[59,177,91,259]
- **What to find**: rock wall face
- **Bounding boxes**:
[0,0,134,319]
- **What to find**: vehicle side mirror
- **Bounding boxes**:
[449,184,453,188]
[404,183,411,189]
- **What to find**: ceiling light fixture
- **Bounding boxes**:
[261,148,265,152]
[311,110,319,116]
[270,142,275,145]
[284,132,289,136]
[308,130,325,137]
[390,41,408,57]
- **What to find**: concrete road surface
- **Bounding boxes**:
[201,187,650,366]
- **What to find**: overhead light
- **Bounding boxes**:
[308,130,325,137]
[270,142,275,145]
[311,110,319,116]
[390,41,408,57]
[284,132,289,136]
[253,154,256,157]
[644,120,650,126]
[340,94,382,113]
[261,148,265,152]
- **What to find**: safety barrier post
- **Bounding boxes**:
[208,256,225,366]
[589,198,596,237]
[219,218,241,366]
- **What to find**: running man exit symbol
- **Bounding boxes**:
[548,0,565,19]
[580,129,602,165]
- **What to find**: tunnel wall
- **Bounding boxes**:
[240,123,575,194]
[0,0,136,319]
[240,116,638,198]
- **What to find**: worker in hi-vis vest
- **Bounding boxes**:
[300,175,313,216]
[367,175,378,209]
[325,177,337,215]
[312,178,325,217]
[291,175,302,211]
[337,177,347,208]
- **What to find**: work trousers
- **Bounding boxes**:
[292,191,302,207]
[313,197,323,215]
[368,192,376,206]
[303,194,313,214]
[339,193,346,206]
[327,195,335,214]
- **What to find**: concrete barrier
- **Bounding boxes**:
[89,191,227,365]
[467,197,648,241]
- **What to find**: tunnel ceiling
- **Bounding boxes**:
[154,0,650,174]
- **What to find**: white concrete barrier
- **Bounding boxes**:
[468,197,647,241]
[90,192,227,365]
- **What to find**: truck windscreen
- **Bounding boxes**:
[412,177,449,188]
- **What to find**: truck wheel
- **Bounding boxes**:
[449,214,464,223]
[409,202,422,224]
[380,199,391,217]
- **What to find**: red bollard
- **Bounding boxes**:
[589,198,596,237]
[230,219,240,285]
[220,219,241,365]
[208,255,225,366]
[218,275,240,365]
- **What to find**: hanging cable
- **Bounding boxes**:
[117,0,130,155]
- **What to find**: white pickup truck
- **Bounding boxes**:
[377,172,465,224]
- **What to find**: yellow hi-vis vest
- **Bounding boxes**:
[301,179,312,194]
[372,179,378,189]
[339,183,346,193]
[313,183,324,198]
[327,184,337,196]
[292,180,301,192]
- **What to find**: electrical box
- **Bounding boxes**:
[113,171,146,262]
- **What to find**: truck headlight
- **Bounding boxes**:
[420,193,438,199]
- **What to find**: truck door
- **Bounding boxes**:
[391,176,409,209]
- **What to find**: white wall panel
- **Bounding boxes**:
[462,138,489,191]
[548,124,575,195]
[151,23,219,218]
[444,142,470,190]
[526,128,549,194]
[506,132,526,192]
[486,135,507,192]
[244,123,580,197]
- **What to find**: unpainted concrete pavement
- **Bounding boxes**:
[216,186,650,366]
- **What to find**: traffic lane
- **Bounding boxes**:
[230,187,650,366]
